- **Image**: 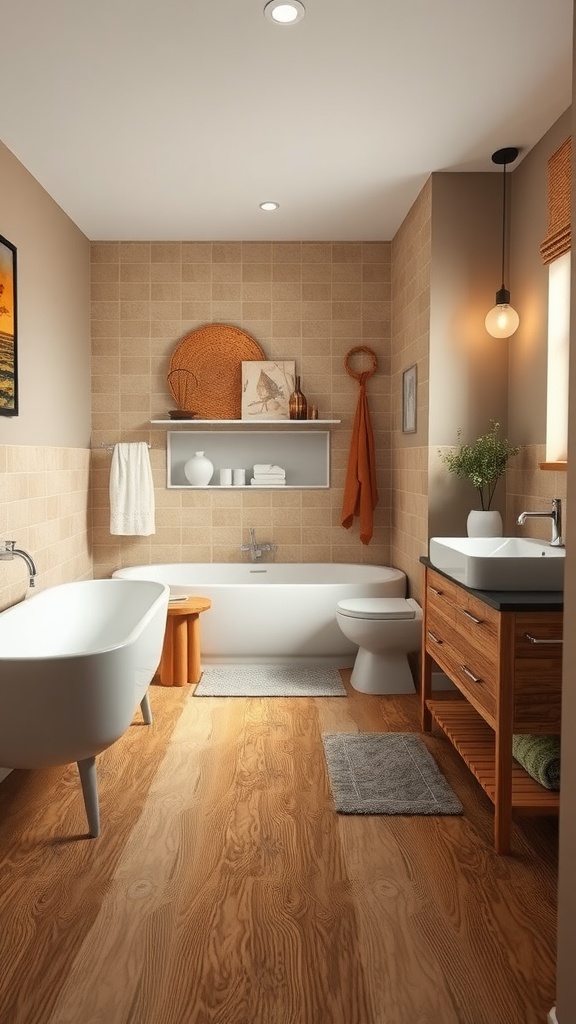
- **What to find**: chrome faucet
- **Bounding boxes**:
[240,528,274,562]
[0,540,38,587]
[517,497,563,547]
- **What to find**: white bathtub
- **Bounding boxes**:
[112,563,406,665]
[0,579,169,836]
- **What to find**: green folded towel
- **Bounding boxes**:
[512,734,560,790]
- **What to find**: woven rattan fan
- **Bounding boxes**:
[168,323,265,419]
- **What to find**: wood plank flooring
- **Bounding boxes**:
[0,674,558,1024]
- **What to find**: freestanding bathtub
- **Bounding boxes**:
[0,579,169,837]
[113,563,406,665]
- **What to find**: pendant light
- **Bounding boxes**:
[485,146,520,339]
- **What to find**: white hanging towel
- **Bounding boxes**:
[109,442,156,536]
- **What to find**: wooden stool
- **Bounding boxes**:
[158,597,212,686]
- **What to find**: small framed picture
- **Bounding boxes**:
[0,233,18,416]
[402,364,417,433]
[241,360,295,420]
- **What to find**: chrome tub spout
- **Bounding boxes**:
[0,541,38,587]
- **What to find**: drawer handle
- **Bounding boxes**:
[459,663,482,684]
[524,633,563,646]
[428,586,443,596]
[427,630,443,645]
[461,609,483,625]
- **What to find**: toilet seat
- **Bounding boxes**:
[336,597,417,620]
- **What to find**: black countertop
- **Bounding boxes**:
[419,556,564,612]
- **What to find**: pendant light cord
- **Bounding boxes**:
[500,161,506,290]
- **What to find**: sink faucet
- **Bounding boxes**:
[517,497,563,547]
[240,528,274,562]
[0,540,38,586]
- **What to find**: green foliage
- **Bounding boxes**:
[439,421,521,511]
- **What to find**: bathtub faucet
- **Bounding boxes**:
[517,497,563,547]
[0,540,38,587]
[240,528,274,562]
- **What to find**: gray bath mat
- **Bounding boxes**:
[194,665,347,697]
[322,732,463,815]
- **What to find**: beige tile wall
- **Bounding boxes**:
[0,446,92,611]
[506,444,568,540]
[390,181,432,602]
[90,241,392,578]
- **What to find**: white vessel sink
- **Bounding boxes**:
[428,536,565,591]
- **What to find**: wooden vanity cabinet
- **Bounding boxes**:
[421,564,562,853]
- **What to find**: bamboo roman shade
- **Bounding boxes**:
[540,136,571,264]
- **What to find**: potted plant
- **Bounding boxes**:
[439,421,521,537]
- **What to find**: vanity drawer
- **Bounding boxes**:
[425,612,497,724]
[445,637,497,725]
[512,664,562,731]
[514,613,563,658]
[513,613,563,730]
[425,569,460,622]
[425,601,454,644]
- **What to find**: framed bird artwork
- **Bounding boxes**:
[241,360,295,420]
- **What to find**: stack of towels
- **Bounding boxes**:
[251,463,286,486]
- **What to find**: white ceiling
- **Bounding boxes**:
[1,0,573,241]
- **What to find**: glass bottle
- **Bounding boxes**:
[289,376,308,420]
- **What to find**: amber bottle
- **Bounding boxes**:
[289,376,308,420]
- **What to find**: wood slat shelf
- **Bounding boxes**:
[427,699,560,814]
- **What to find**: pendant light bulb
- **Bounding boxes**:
[485,288,520,339]
[486,147,520,339]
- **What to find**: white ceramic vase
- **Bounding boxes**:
[184,451,214,486]
[466,509,503,538]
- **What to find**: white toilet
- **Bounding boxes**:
[336,597,423,694]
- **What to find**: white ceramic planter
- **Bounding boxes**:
[466,510,503,538]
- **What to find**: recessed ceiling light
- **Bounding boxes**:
[259,201,280,211]
[264,1,305,26]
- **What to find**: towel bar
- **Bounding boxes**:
[96,442,152,452]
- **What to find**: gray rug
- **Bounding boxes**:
[322,732,463,815]
[194,665,347,697]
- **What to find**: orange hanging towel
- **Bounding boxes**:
[341,368,378,544]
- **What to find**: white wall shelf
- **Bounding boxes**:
[151,418,340,425]
[167,430,331,489]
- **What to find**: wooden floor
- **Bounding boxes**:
[0,673,558,1024]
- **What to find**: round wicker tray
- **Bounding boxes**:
[168,324,265,419]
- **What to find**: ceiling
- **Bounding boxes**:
[1,0,573,242]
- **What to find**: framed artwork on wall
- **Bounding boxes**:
[241,360,295,420]
[402,364,417,433]
[0,233,18,416]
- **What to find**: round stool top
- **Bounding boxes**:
[337,597,420,620]
[167,596,211,616]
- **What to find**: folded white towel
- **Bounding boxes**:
[252,475,286,483]
[251,478,286,486]
[253,464,286,477]
[109,442,156,535]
